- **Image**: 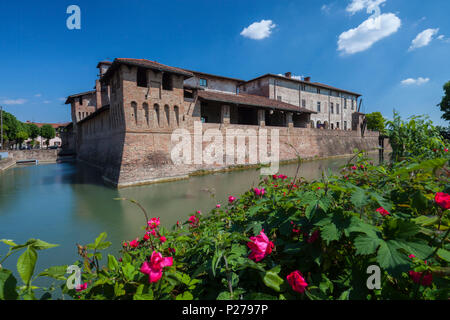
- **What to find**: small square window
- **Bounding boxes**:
[199,78,207,87]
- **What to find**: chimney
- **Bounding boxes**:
[304,76,311,82]
[284,72,292,78]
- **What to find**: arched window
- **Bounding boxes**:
[143,103,149,127]
[131,101,138,125]
[154,104,160,127]
[316,120,321,129]
[164,105,170,126]
[310,120,315,128]
[174,106,180,127]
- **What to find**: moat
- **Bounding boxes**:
[0,153,381,282]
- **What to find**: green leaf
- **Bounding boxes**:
[351,188,370,208]
[107,254,119,271]
[133,292,154,300]
[176,291,193,300]
[437,249,450,262]
[354,234,381,255]
[0,239,17,247]
[376,240,410,276]
[0,269,18,300]
[38,265,68,280]
[121,263,136,281]
[263,267,284,292]
[31,239,58,251]
[16,247,37,285]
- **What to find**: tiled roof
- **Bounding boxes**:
[183,69,245,83]
[244,74,362,97]
[197,91,316,114]
[65,90,96,104]
[101,58,194,81]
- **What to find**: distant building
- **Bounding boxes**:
[24,121,69,148]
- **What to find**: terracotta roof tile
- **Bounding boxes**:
[197,91,316,114]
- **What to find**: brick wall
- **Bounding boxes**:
[8,149,58,162]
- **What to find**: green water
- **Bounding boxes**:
[0,153,380,290]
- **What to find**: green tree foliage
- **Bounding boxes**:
[365,112,386,134]
[386,111,447,161]
[438,81,450,121]
[25,123,40,140]
[40,124,55,148]
[0,110,24,147]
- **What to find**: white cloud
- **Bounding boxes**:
[43,100,51,104]
[34,93,42,97]
[409,28,439,51]
[240,20,276,40]
[58,97,66,101]
[346,0,386,15]
[437,34,450,43]
[401,77,430,86]
[338,13,401,54]
[321,4,332,15]
[1,98,27,105]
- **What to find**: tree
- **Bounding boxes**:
[26,123,40,140]
[365,112,386,133]
[40,124,56,148]
[438,81,450,121]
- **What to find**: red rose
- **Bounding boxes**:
[287,270,308,293]
[376,207,390,217]
[435,192,450,210]
[409,271,432,286]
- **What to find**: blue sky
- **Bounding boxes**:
[0,0,449,125]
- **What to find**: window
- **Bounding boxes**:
[344,99,347,109]
[137,67,147,87]
[331,123,334,129]
[336,122,340,129]
[78,97,83,105]
[352,100,355,110]
[317,102,321,112]
[330,103,334,114]
[344,121,347,130]
[302,99,306,107]
[336,104,340,114]
[277,96,282,101]
[162,73,173,91]
[317,88,320,94]
[199,78,207,87]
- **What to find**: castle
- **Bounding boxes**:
[63,58,378,187]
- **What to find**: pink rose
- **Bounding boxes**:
[129,238,139,248]
[143,233,150,241]
[140,251,173,283]
[376,207,390,217]
[247,230,274,262]
[228,196,236,203]
[408,254,416,259]
[148,217,160,229]
[409,271,432,286]
[159,236,167,243]
[351,166,357,170]
[76,282,88,292]
[188,215,199,226]
[307,230,320,243]
[287,271,308,293]
[435,192,450,210]
[216,204,221,209]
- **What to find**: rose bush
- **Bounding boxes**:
[1,150,449,300]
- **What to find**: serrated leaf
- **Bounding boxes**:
[376,240,410,276]
[351,188,370,208]
[17,247,37,285]
[107,254,119,271]
[354,234,381,255]
[38,265,68,280]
